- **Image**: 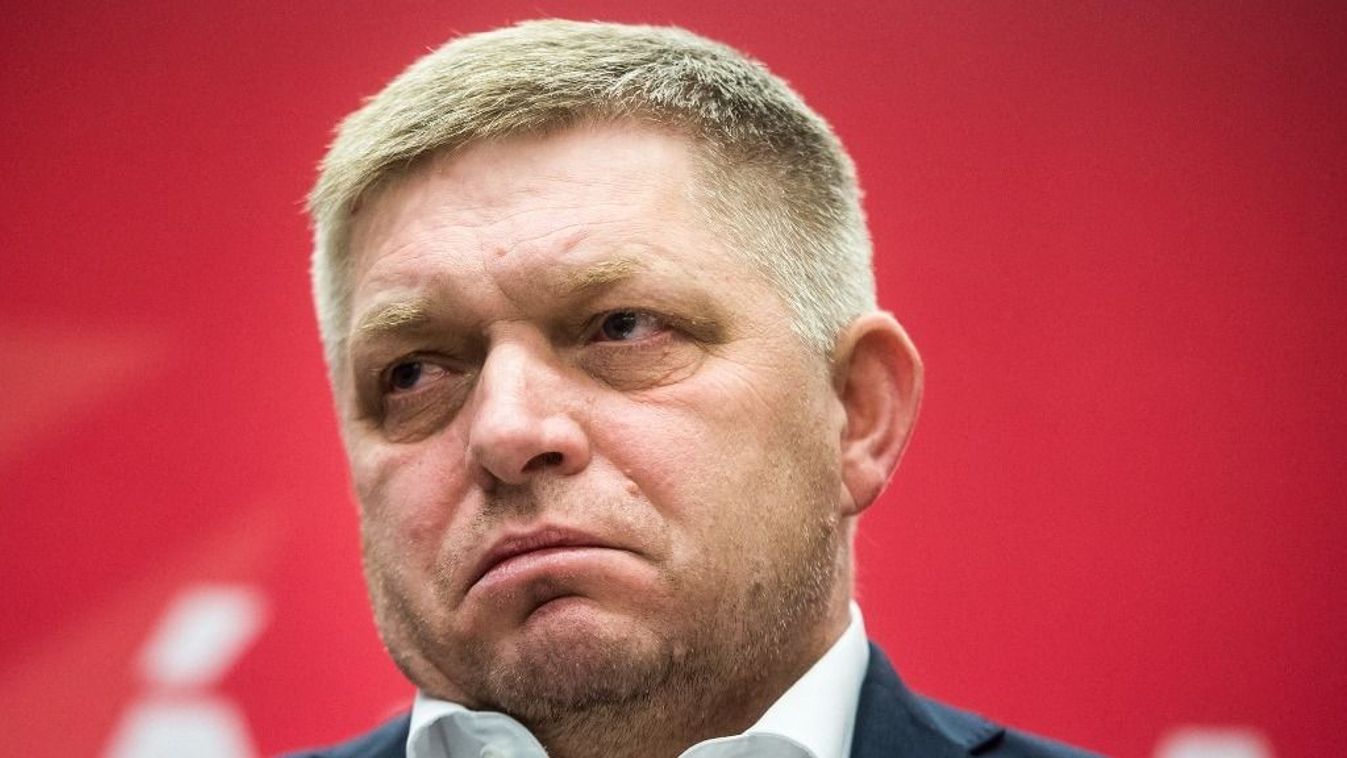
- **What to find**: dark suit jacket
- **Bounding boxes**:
[286,644,1101,757]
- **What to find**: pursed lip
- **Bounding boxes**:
[468,526,627,591]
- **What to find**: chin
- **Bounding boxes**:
[474,597,676,716]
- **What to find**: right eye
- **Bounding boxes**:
[384,360,448,394]
[370,356,470,442]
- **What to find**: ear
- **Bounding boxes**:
[832,312,924,516]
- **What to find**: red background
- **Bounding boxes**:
[2,1,1343,756]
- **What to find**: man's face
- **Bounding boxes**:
[338,124,852,719]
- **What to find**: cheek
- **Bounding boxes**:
[594,403,727,497]
[639,368,835,507]
[350,432,475,572]
[593,387,806,541]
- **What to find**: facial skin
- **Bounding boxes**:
[337,123,921,756]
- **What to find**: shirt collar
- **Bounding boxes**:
[407,602,870,758]
[742,600,869,758]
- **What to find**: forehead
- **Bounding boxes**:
[343,124,764,326]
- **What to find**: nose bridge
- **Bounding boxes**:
[467,331,590,487]
[477,337,546,414]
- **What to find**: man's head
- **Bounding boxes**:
[309,19,922,751]
[311,19,876,371]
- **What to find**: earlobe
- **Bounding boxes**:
[833,312,924,516]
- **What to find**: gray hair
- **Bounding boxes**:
[309,19,876,369]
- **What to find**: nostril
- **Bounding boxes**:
[523,451,565,471]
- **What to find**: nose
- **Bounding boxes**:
[466,340,591,489]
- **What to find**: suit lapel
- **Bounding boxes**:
[850,643,1004,758]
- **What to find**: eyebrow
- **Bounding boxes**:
[350,255,653,341]
[355,298,433,337]
[559,255,645,293]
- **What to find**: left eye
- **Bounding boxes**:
[594,310,663,342]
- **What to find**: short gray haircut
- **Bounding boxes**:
[309,19,876,369]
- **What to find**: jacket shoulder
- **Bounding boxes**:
[853,642,1104,758]
[917,696,1102,757]
[281,713,410,758]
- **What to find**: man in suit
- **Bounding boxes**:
[293,19,1099,758]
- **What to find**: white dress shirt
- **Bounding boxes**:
[407,603,870,758]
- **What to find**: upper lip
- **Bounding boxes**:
[468,526,624,589]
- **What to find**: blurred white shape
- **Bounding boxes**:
[103,695,257,758]
[1155,727,1273,758]
[137,584,267,688]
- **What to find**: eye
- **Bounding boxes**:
[384,360,447,394]
[593,310,663,342]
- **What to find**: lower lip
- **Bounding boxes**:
[473,546,626,592]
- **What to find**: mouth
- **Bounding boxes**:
[469,526,625,591]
